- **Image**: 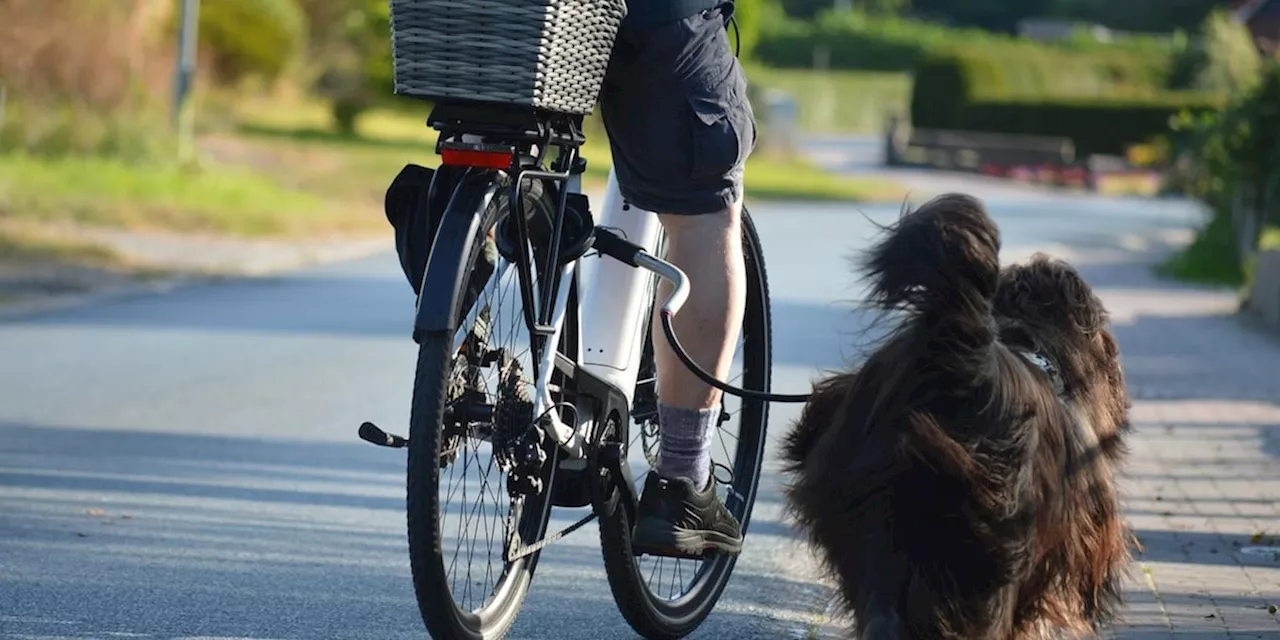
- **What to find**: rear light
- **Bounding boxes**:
[439,142,513,170]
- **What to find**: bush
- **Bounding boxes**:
[943,94,1225,157]
[1158,204,1248,285]
[1160,63,1280,286]
[0,0,174,161]
[198,0,308,84]
[1170,62,1280,208]
[0,0,168,109]
[0,100,173,162]
[1169,8,1263,95]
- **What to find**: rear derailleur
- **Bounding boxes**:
[492,357,549,498]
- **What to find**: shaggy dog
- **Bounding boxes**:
[781,193,1133,640]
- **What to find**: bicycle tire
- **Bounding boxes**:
[406,173,562,640]
[597,206,773,639]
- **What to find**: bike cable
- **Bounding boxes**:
[659,309,812,404]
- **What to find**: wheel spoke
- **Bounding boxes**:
[598,212,771,639]
[406,183,563,638]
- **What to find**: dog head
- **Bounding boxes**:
[992,253,1131,449]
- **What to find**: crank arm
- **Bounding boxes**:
[597,441,639,526]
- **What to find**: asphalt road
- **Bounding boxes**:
[0,160,1209,639]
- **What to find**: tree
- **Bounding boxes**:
[1050,0,1232,33]
[912,0,1055,32]
[198,0,308,84]
[732,0,786,59]
[310,0,391,135]
[780,0,908,19]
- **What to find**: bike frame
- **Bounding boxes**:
[415,115,688,468]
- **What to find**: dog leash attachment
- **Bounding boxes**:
[1014,350,1066,396]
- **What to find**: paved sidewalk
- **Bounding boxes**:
[1095,256,1280,639]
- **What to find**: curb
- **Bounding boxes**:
[0,238,391,322]
[0,275,200,322]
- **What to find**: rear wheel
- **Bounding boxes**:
[405,174,564,639]
[597,207,773,639]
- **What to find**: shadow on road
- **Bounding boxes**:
[0,417,835,639]
[1130,528,1280,570]
[0,420,406,510]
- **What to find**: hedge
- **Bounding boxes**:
[936,95,1226,157]
[909,44,1175,128]
[755,11,1177,72]
[905,43,1223,156]
[754,17,929,71]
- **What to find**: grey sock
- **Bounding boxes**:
[655,404,718,487]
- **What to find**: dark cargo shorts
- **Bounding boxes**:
[598,3,757,216]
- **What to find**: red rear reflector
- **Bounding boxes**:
[441,148,511,169]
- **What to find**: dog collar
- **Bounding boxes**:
[1015,350,1065,396]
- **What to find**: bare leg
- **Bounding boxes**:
[651,196,746,486]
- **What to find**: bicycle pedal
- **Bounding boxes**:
[358,422,408,449]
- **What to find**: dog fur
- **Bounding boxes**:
[780,193,1133,640]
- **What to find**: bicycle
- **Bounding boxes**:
[358,2,808,638]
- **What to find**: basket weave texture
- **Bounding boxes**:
[390,0,628,115]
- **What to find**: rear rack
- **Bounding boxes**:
[428,100,587,150]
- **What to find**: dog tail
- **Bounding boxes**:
[861,193,1002,357]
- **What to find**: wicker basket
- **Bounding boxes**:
[389,0,628,115]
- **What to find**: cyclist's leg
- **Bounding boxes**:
[598,2,756,557]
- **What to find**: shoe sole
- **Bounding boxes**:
[631,518,743,560]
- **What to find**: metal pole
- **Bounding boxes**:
[172,0,200,132]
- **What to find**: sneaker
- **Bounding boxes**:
[630,472,743,559]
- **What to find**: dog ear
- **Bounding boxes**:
[997,255,1107,336]
[1051,261,1108,335]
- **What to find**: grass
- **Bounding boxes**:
[574,137,899,202]
[226,94,900,204]
[0,153,385,238]
[744,66,912,134]
[0,77,899,270]
[0,223,124,268]
[1158,210,1280,287]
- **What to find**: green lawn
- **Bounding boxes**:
[743,66,912,134]
[228,95,901,204]
[0,154,369,238]
[2,82,901,253]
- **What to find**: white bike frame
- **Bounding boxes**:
[447,158,687,462]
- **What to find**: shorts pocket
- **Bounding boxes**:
[686,71,756,181]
